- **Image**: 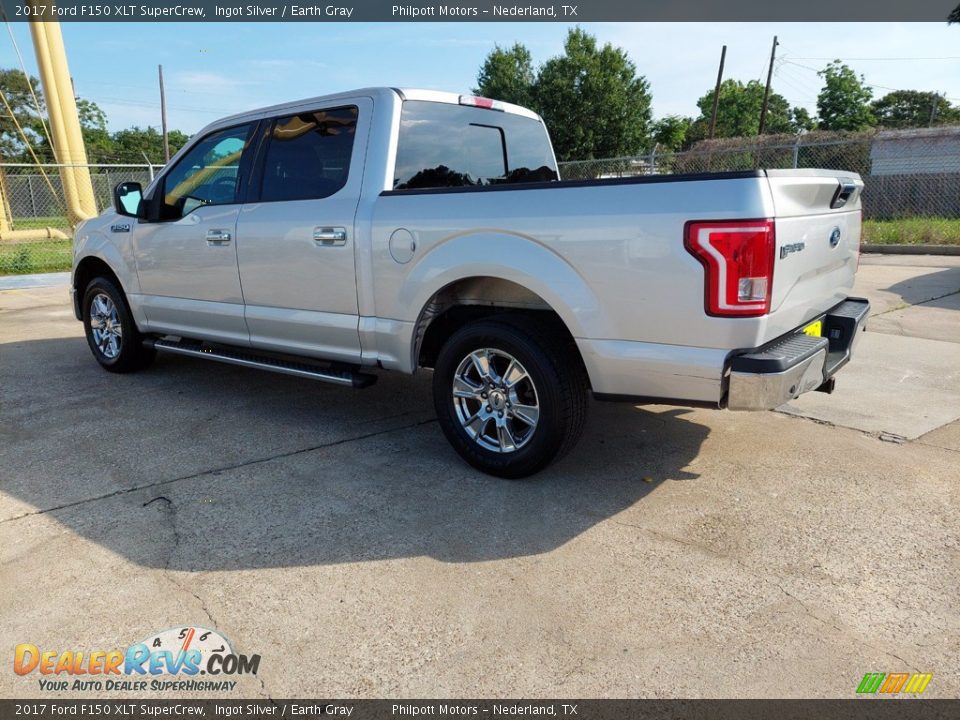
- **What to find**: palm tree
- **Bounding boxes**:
[951,4,960,23]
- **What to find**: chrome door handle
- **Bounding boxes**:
[313,227,347,246]
[206,229,232,244]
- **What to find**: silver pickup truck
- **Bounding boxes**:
[72,87,869,477]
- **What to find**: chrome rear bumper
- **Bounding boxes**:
[726,297,870,411]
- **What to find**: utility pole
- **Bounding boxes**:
[758,35,779,135]
[929,93,941,126]
[708,45,727,140]
[159,64,170,163]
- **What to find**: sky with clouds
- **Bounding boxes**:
[3,21,959,134]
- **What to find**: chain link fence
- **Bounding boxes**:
[560,126,960,247]
[0,164,158,275]
[3,126,959,275]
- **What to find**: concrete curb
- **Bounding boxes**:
[0,272,70,290]
[862,244,960,256]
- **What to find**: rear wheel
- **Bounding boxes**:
[433,315,588,478]
[82,277,155,373]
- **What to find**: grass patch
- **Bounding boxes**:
[10,215,72,232]
[863,218,960,246]
[0,216,73,275]
[0,239,73,275]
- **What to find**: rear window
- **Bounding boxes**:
[393,100,558,191]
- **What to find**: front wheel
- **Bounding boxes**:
[82,277,155,373]
[432,315,588,478]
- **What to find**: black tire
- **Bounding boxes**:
[432,314,588,479]
[82,276,155,373]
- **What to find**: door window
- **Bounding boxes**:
[259,106,358,202]
[161,123,255,218]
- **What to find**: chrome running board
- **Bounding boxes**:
[147,338,377,388]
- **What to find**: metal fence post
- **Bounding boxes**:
[27,175,37,217]
[141,152,155,181]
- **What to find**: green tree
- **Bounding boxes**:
[0,68,116,162]
[791,107,815,132]
[77,98,115,162]
[532,28,652,161]
[650,115,691,151]
[111,126,190,164]
[693,79,799,137]
[871,89,960,128]
[816,61,874,131]
[0,68,49,161]
[473,43,535,108]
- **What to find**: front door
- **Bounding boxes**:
[236,101,369,363]
[133,122,257,346]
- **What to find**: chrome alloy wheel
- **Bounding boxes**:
[88,292,122,359]
[452,348,540,453]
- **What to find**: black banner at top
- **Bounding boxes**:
[0,0,957,22]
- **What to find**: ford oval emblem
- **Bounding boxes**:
[829,227,841,248]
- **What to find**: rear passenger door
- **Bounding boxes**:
[237,99,370,363]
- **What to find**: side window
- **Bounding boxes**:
[393,100,559,190]
[161,123,254,217]
[259,106,358,202]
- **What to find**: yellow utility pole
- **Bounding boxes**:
[27,0,97,224]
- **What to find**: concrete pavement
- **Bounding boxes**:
[1,256,958,699]
[782,254,960,440]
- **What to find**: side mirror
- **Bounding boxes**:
[113,181,143,218]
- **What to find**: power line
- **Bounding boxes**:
[786,56,960,61]
[2,16,54,151]
[93,96,230,115]
[775,62,821,97]
[780,59,960,103]
[75,78,255,101]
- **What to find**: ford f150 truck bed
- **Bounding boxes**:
[72,87,869,477]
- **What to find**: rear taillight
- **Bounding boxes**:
[685,219,776,317]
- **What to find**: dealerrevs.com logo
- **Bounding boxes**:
[14,626,260,693]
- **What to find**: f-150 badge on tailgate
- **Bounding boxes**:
[780,242,805,259]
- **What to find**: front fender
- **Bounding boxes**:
[73,213,141,297]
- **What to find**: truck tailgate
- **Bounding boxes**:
[765,169,864,339]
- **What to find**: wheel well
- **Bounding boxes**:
[74,257,121,298]
[415,277,587,382]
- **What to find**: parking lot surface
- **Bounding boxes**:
[1,255,958,698]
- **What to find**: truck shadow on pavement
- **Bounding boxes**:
[881,266,960,310]
[2,336,709,570]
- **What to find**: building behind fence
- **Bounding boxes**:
[1,126,958,274]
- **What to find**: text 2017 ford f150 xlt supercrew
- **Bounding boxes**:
[72,87,869,477]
